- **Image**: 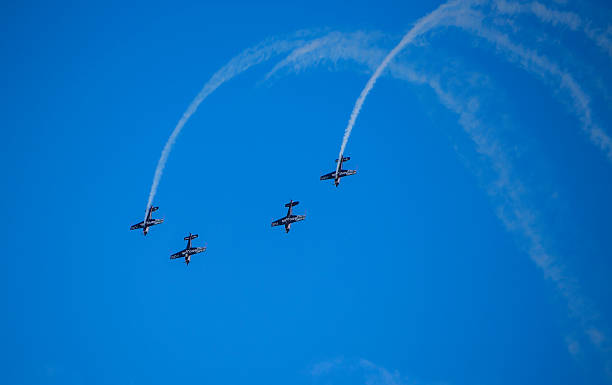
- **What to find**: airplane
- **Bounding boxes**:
[130,206,164,235]
[320,156,357,187]
[170,233,207,266]
[271,200,306,233]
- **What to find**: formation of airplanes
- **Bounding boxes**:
[130,156,357,266]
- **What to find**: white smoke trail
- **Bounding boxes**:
[143,35,314,221]
[324,0,611,173]
[445,10,612,161]
[493,0,612,59]
[335,0,473,174]
[263,30,611,372]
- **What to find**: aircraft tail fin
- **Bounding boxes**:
[184,234,199,241]
[284,201,299,208]
[335,156,351,163]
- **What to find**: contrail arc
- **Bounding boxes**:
[143,36,312,221]
[264,30,611,372]
[334,0,612,173]
[335,0,470,173]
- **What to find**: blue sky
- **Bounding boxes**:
[1,1,612,384]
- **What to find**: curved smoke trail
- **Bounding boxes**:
[143,34,316,221]
[139,0,612,373]
[335,0,472,173]
[145,1,611,220]
[333,0,612,173]
[264,30,612,371]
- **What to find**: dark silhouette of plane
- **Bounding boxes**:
[170,233,207,266]
[320,156,357,187]
[130,206,164,235]
[271,200,306,233]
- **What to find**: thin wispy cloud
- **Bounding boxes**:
[310,358,447,385]
[310,357,345,377]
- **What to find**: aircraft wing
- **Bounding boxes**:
[292,215,306,222]
[148,219,164,226]
[320,172,335,180]
[170,251,186,259]
[191,247,207,255]
[130,221,145,230]
[271,218,285,227]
